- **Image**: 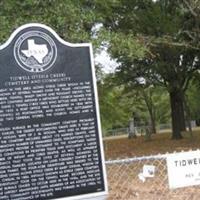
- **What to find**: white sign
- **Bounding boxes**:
[167,150,200,189]
[143,165,155,178]
[138,165,155,182]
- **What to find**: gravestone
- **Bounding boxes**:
[0,23,108,200]
[128,118,136,138]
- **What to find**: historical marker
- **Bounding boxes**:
[0,23,108,200]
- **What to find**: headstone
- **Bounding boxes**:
[0,23,108,200]
[128,118,136,138]
[190,120,196,128]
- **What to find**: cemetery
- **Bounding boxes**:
[0,1,200,200]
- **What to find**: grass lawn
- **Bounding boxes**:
[104,127,200,160]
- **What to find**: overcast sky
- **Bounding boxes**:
[95,50,118,73]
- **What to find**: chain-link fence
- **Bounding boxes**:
[105,154,200,200]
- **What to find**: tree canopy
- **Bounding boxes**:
[96,0,200,139]
[0,0,102,46]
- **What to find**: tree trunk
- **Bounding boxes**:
[169,90,184,139]
[149,110,157,134]
[179,91,186,131]
[183,95,193,138]
[142,89,157,134]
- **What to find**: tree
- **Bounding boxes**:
[97,0,200,139]
[121,82,170,134]
[147,42,199,138]
[97,72,133,132]
[0,0,102,46]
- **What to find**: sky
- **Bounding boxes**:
[92,23,118,74]
[95,50,118,73]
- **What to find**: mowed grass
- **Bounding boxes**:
[103,127,200,160]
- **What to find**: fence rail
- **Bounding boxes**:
[105,153,200,200]
[104,128,129,137]
[104,122,197,137]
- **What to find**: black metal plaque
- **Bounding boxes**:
[0,23,107,200]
